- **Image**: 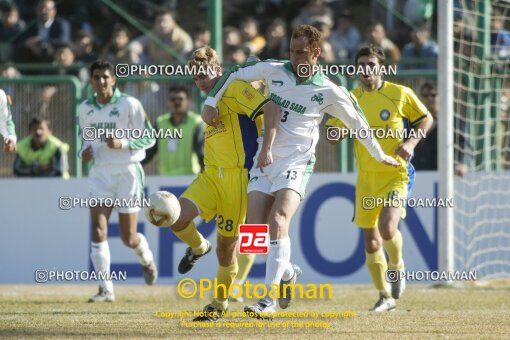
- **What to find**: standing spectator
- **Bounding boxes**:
[21,0,71,62]
[499,79,510,169]
[128,9,193,64]
[291,0,333,29]
[361,21,400,61]
[329,9,361,60]
[413,82,470,177]
[100,24,132,64]
[142,86,204,176]
[0,2,26,62]
[240,17,266,55]
[400,25,438,70]
[259,18,289,60]
[14,117,69,178]
[491,7,510,59]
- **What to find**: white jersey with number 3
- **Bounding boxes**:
[205,60,385,161]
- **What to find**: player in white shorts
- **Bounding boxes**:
[0,88,17,153]
[78,60,158,302]
[201,25,400,317]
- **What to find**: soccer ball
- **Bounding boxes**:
[144,191,181,227]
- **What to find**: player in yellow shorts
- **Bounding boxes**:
[167,46,280,321]
[327,45,433,312]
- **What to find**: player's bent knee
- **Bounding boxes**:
[120,233,139,248]
[379,228,396,241]
[216,246,236,267]
[363,231,382,252]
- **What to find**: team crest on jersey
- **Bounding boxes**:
[109,107,120,117]
[242,88,254,101]
[271,80,284,87]
[311,93,324,105]
[380,109,390,121]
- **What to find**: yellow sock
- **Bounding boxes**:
[383,230,404,270]
[234,253,256,283]
[212,262,239,310]
[365,249,390,297]
[174,222,207,255]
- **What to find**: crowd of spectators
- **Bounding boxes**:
[0,0,445,70]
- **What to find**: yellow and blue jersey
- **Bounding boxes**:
[204,79,269,169]
[327,81,428,171]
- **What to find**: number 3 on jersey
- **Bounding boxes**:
[281,110,290,122]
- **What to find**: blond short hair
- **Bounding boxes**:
[187,46,221,72]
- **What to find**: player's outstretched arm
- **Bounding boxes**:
[256,101,280,172]
[202,61,281,115]
[325,86,400,168]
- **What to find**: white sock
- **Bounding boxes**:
[264,237,291,304]
[90,241,113,292]
[132,233,154,266]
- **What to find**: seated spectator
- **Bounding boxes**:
[413,82,470,177]
[292,0,333,29]
[100,24,132,64]
[73,30,97,63]
[491,7,510,59]
[400,25,438,70]
[311,21,335,63]
[142,86,204,176]
[361,21,400,61]
[53,43,75,69]
[192,24,210,50]
[329,9,361,60]
[129,9,193,64]
[224,46,249,65]
[0,2,26,61]
[223,26,242,51]
[52,43,87,83]
[14,116,69,178]
[240,17,266,55]
[370,0,409,47]
[258,18,289,60]
[404,0,435,26]
[21,0,71,62]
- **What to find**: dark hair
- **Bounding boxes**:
[169,85,189,97]
[89,59,114,77]
[355,45,386,65]
[29,116,50,130]
[157,7,177,20]
[292,25,322,50]
[368,21,384,29]
[75,30,95,43]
